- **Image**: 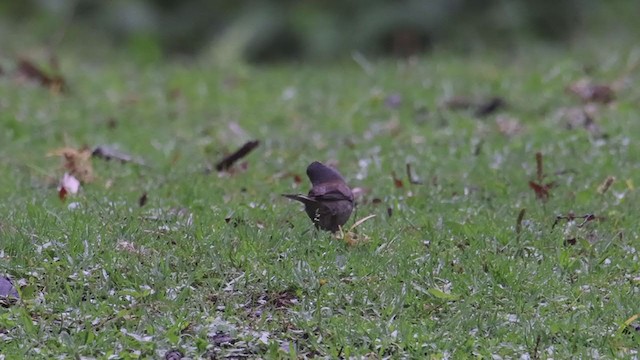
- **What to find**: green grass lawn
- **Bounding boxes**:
[1,44,639,359]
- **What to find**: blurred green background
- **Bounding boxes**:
[1,0,638,63]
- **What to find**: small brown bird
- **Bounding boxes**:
[283,161,354,232]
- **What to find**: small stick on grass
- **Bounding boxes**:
[215,140,260,171]
[535,152,544,182]
[597,176,615,195]
[515,208,526,239]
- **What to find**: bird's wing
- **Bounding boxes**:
[309,184,353,202]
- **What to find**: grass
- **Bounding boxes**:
[1,43,640,359]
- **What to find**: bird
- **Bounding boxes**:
[283,161,354,232]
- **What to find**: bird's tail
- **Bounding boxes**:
[281,194,319,207]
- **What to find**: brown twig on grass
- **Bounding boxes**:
[215,140,260,171]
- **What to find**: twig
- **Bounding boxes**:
[215,140,260,171]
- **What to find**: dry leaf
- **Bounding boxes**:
[16,58,66,93]
[334,214,376,246]
[496,116,523,137]
[529,180,554,201]
[391,171,404,188]
[567,79,615,104]
[48,147,94,183]
[559,106,603,137]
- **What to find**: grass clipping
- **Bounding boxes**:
[334,214,376,246]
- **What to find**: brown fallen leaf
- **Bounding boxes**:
[391,171,404,188]
[567,79,615,104]
[48,147,94,183]
[16,58,66,92]
[215,140,260,172]
[529,152,554,202]
[496,116,523,137]
[559,106,603,138]
[529,181,555,202]
[334,214,376,246]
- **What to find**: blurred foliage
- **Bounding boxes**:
[1,0,638,62]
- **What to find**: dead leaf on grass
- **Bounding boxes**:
[391,171,404,188]
[567,79,615,104]
[335,214,376,246]
[529,180,555,202]
[558,106,604,138]
[496,116,523,137]
[528,152,555,202]
[16,58,66,93]
[48,147,94,183]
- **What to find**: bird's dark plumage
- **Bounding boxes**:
[283,161,354,232]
